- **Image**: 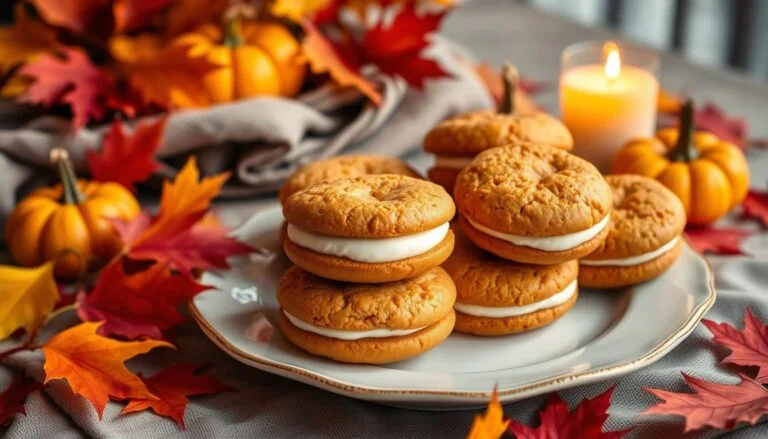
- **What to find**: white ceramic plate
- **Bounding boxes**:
[191,205,716,410]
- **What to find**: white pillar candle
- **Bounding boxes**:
[559,41,659,172]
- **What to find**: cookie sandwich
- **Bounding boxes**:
[277,266,456,364]
[443,229,578,336]
[423,64,572,192]
[283,174,455,283]
[454,143,612,265]
[579,175,686,289]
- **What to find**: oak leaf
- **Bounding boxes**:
[42,322,173,418]
[76,262,208,339]
[0,262,59,341]
[684,227,753,255]
[87,117,167,192]
[508,386,630,439]
[703,308,768,383]
[121,364,231,428]
[743,189,768,227]
[466,389,509,439]
[18,46,110,128]
[644,373,768,432]
[0,374,41,426]
[0,5,57,72]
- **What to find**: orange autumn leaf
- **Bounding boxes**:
[164,0,229,37]
[42,322,174,418]
[299,19,381,104]
[113,0,174,32]
[467,389,509,439]
[269,0,333,20]
[0,262,59,341]
[30,0,111,36]
[658,88,682,115]
[0,4,57,73]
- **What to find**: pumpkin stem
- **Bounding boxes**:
[223,3,255,47]
[50,148,85,205]
[669,99,700,162]
[497,63,518,115]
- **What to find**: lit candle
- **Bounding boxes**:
[559,41,659,172]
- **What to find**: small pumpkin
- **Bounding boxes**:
[177,6,306,103]
[4,148,140,279]
[612,100,749,225]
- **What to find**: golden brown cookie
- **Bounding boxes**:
[278,155,420,205]
[579,175,686,289]
[455,143,612,264]
[423,65,572,192]
[443,229,578,336]
[277,266,456,364]
[283,175,456,282]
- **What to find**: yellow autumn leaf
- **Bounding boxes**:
[109,33,219,110]
[467,389,509,439]
[0,4,57,72]
[0,262,60,340]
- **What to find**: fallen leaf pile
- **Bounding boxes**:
[644,308,768,432]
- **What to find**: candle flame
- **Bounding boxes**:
[603,42,621,82]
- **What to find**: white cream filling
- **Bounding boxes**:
[455,280,577,318]
[467,214,610,252]
[435,156,474,169]
[284,311,425,340]
[286,222,449,263]
[580,235,681,267]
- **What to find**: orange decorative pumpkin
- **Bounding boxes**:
[4,148,140,279]
[176,8,306,103]
[612,100,749,226]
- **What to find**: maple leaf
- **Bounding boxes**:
[87,117,167,192]
[113,0,174,32]
[0,374,41,426]
[76,262,208,339]
[299,19,381,104]
[164,0,229,36]
[110,34,219,110]
[684,227,753,255]
[0,4,58,72]
[30,0,113,37]
[42,322,173,418]
[0,262,59,341]
[703,308,768,383]
[508,386,630,439]
[121,364,231,428]
[19,46,110,128]
[466,389,509,439]
[694,103,748,149]
[644,373,768,432]
[743,189,768,227]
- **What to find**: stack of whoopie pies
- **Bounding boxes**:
[277,156,457,364]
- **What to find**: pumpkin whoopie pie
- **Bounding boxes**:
[283,174,455,283]
[579,175,686,289]
[423,64,572,192]
[277,266,456,364]
[278,154,420,205]
[454,143,612,265]
[443,229,578,336]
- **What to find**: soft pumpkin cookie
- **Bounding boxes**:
[279,154,420,205]
[455,143,612,265]
[443,229,578,336]
[423,65,572,192]
[277,266,456,364]
[579,174,686,289]
[283,174,455,283]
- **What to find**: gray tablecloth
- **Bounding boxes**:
[4,1,768,438]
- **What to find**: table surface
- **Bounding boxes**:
[5,1,768,438]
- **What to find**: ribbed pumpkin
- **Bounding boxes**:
[612,100,749,225]
[4,148,140,279]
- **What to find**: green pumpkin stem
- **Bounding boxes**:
[50,148,85,205]
[669,99,700,162]
[223,3,255,47]
[497,63,519,115]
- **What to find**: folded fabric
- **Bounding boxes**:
[0,37,492,232]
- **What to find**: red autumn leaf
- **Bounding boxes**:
[76,261,208,340]
[0,374,41,426]
[29,0,112,36]
[684,227,753,255]
[87,117,167,192]
[743,189,768,227]
[19,46,110,128]
[518,77,549,96]
[508,386,630,439]
[644,373,768,432]
[703,308,768,383]
[121,364,231,429]
[113,0,174,32]
[694,103,748,149]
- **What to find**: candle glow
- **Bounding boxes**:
[604,42,621,82]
